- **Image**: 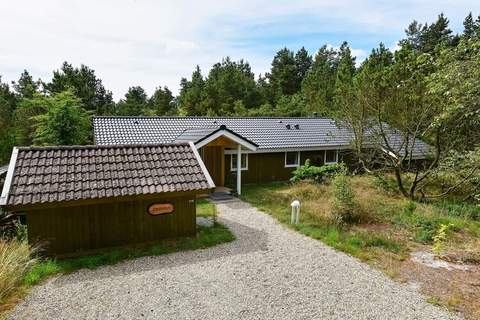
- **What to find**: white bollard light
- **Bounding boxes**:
[290,200,301,225]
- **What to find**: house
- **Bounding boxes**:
[93,116,431,194]
[0,142,215,256]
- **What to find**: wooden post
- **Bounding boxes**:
[237,144,241,195]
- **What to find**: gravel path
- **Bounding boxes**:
[10,199,460,320]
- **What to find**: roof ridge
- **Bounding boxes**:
[14,142,191,151]
[93,116,335,120]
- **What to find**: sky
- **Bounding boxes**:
[1,0,479,100]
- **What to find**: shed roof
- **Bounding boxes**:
[0,142,214,209]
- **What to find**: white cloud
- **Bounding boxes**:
[0,0,478,99]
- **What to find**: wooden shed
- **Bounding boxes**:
[0,142,215,256]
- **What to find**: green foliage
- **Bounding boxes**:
[0,77,17,163]
[302,45,338,116]
[432,223,454,255]
[434,201,480,220]
[14,221,28,242]
[12,70,39,99]
[291,160,345,183]
[331,172,357,226]
[115,86,149,116]
[269,47,301,98]
[44,62,113,115]
[149,86,176,115]
[196,199,217,217]
[31,91,91,145]
[372,175,399,194]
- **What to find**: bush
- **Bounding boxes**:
[331,172,357,226]
[291,160,345,183]
[0,240,36,302]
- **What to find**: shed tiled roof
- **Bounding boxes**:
[1,143,214,208]
[93,116,431,158]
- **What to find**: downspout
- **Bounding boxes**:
[237,144,241,195]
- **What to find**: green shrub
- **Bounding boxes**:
[432,223,454,255]
[291,160,345,183]
[331,172,357,226]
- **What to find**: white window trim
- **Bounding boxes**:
[231,153,248,171]
[284,151,300,168]
[324,150,339,164]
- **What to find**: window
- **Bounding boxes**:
[285,151,300,167]
[231,153,248,171]
[324,150,338,164]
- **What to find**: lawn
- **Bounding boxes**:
[240,176,480,319]
[0,200,233,316]
[196,198,217,217]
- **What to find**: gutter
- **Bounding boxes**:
[0,147,18,206]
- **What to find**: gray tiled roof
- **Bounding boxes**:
[1,143,213,207]
[94,117,354,149]
[93,116,431,158]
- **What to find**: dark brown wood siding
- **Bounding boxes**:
[225,150,356,187]
[26,194,196,256]
[201,146,224,186]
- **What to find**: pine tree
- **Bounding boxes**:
[116,86,149,116]
[150,86,175,115]
[333,42,356,115]
[463,12,476,38]
[44,62,114,115]
[0,77,17,162]
[301,45,338,115]
[12,70,39,98]
[178,65,205,115]
[295,47,312,84]
[269,48,299,98]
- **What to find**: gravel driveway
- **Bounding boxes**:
[10,199,459,320]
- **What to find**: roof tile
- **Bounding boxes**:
[4,142,212,207]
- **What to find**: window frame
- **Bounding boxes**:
[284,151,300,168]
[324,150,339,164]
[230,153,248,171]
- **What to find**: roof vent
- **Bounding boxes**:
[286,124,291,130]
[278,120,283,123]
[134,120,139,124]
[294,124,300,130]
[213,120,217,124]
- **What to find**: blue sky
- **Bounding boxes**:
[1,0,479,99]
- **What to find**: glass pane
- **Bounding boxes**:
[241,154,247,169]
[286,152,298,165]
[231,154,237,169]
[325,150,337,163]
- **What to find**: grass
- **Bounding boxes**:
[0,240,36,302]
[23,222,234,286]
[240,176,480,319]
[240,176,480,262]
[0,200,234,316]
[196,198,217,218]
